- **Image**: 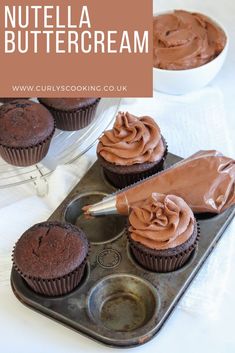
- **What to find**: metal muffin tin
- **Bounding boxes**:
[11,153,235,348]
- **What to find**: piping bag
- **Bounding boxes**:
[84,150,235,216]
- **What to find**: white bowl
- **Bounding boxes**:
[153,11,229,95]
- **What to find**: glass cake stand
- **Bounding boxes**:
[0,98,121,193]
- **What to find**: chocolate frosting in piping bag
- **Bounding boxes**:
[129,193,194,250]
[116,150,235,215]
[97,112,165,165]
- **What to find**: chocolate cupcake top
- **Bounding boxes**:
[0,98,29,104]
[97,112,165,166]
[153,10,226,70]
[39,98,98,111]
[0,100,54,148]
[13,221,89,279]
[129,193,195,250]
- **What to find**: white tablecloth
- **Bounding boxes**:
[1,0,235,352]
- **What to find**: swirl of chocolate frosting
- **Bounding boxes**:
[129,193,195,250]
[97,112,165,166]
[153,10,227,70]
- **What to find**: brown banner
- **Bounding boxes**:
[0,0,152,97]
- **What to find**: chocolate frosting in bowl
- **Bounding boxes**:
[97,112,165,166]
[153,10,227,70]
[116,150,235,215]
[129,193,194,250]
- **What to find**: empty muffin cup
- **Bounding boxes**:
[87,274,159,332]
[195,212,218,220]
[64,192,126,244]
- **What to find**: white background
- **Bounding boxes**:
[0,1,235,352]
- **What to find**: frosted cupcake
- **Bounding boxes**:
[97,112,167,188]
[128,193,199,272]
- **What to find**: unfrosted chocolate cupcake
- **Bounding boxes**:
[97,112,167,189]
[13,221,89,296]
[0,98,29,104]
[0,100,55,166]
[128,193,199,272]
[38,98,100,131]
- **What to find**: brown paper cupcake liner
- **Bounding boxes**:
[0,124,55,167]
[128,224,200,273]
[39,99,101,131]
[103,141,168,189]
[12,256,88,297]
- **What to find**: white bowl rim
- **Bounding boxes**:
[153,9,229,73]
